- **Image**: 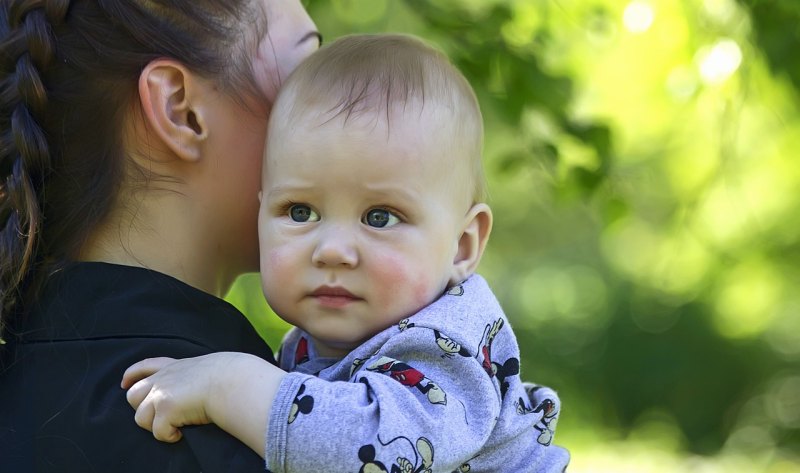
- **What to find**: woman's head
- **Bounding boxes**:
[0,0,318,335]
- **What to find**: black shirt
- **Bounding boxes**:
[0,262,276,472]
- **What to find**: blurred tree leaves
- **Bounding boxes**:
[737,0,800,91]
[402,0,610,195]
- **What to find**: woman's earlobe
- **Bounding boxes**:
[138,59,207,162]
[450,203,493,285]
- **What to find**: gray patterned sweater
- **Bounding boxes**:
[265,274,570,472]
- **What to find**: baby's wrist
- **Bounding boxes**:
[203,353,283,458]
[208,353,275,438]
[205,353,255,426]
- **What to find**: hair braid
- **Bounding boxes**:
[0,0,67,340]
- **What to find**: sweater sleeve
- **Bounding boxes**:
[265,325,501,473]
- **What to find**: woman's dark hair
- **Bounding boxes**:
[0,0,267,339]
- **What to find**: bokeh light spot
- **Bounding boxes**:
[697,38,742,85]
[623,1,655,34]
[666,65,699,101]
[712,259,782,339]
[517,265,609,328]
[765,302,800,360]
[767,374,800,429]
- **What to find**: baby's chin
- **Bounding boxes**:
[309,336,364,359]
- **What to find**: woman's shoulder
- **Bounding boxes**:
[23,261,273,356]
[0,261,273,472]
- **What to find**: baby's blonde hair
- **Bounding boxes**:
[274,34,487,204]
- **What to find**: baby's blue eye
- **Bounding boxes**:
[363,208,400,228]
[289,204,319,222]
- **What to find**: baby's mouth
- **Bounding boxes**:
[309,286,362,308]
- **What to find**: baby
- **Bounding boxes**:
[123,34,569,472]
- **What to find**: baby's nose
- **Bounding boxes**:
[310,227,359,268]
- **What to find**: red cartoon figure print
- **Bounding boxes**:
[366,356,447,405]
[475,317,520,399]
[476,318,504,378]
[358,436,435,473]
[515,385,559,446]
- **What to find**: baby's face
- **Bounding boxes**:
[258,106,472,357]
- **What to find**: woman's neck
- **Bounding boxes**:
[77,192,240,297]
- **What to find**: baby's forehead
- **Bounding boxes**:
[266,99,478,207]
[288,102,461,158]
[288,88,450,123]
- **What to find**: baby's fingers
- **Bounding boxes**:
[133,393,156,432]
[130,385,183,443]
[152,411,183,443]
[126,377,152,410]
[121,357,176,388]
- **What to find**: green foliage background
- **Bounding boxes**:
[227,0,800,471]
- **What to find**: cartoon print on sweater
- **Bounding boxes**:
[366,357,447,405]
[451,455,479,473]
[350,356,369,378]
[446,283,465,296]
[398,322,471,360]
[398,318,415,332]
[433,330,471,358]
[493,357,520,399]
[358,436,435,473]
[287,383,314,424]
[477,318,504,378]
[515,386,559,446]
[350,348,382,378]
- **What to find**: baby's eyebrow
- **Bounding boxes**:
[265,184,314,198]
[264,185,319,205]
[359,185,419,204]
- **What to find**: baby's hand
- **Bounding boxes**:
[122,354,234,442]
[123,352,285,457]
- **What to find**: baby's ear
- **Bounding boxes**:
[449,203,493,285]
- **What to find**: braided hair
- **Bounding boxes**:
[0,0,267,340]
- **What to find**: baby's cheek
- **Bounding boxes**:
[371,254,438,313]
[261,248,301,320]
[260,249,278,277]
[262,249,292,291]
[266,248,285,270]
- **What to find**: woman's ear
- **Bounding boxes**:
[449,203,493,285]
[138,59,208,162]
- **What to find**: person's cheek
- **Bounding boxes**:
[262,244,294,301]
[252,42,281,103]
[370,253,434,314]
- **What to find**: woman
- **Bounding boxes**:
[0,0,320,471]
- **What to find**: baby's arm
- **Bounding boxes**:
[263,327,503,471]
[121,352,285,458]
